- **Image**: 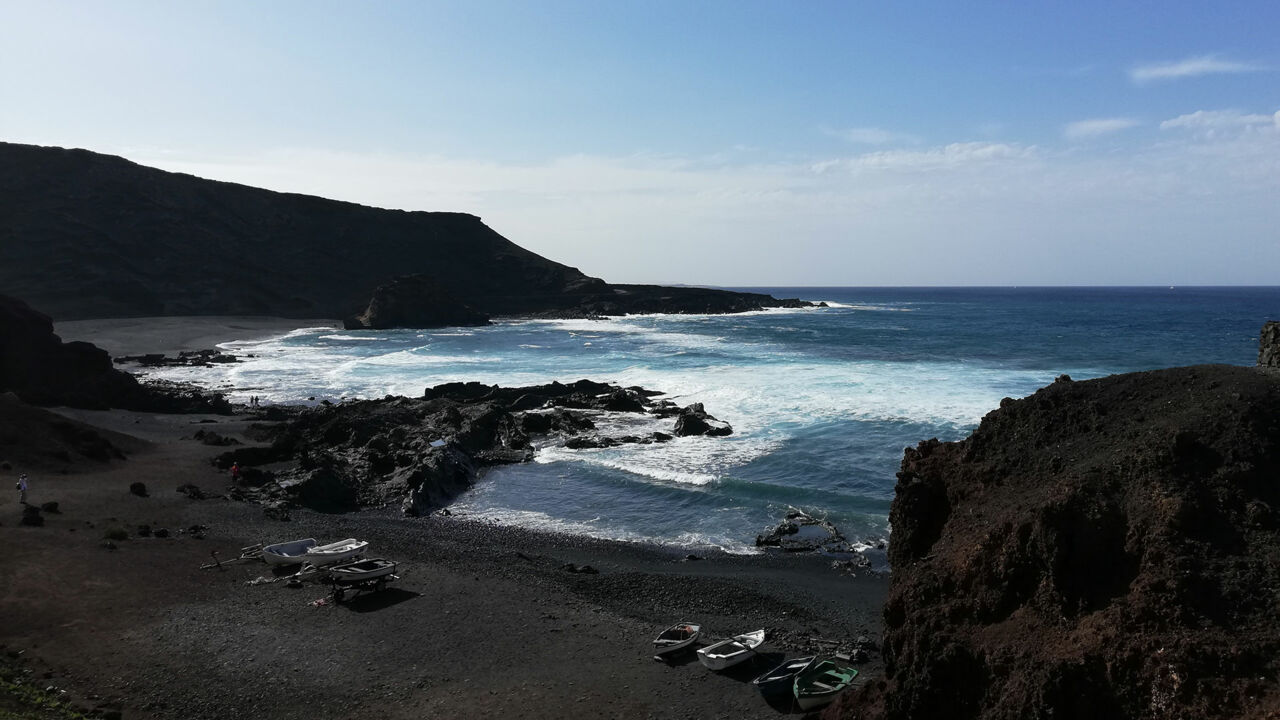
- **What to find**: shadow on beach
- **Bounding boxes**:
[341,587,421,613]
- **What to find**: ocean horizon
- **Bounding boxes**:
[143,285,1280,554]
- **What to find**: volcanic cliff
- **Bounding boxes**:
[0,142,809,324]
[833,336,1280,719]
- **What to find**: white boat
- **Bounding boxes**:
[653,622,702,660]
[329,558,397,584]
[261,537,317,565]
[303,538,368,566]
[697,629,765,670]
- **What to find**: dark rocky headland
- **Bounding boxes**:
[832,324,1280,720]
[0,141,814,326]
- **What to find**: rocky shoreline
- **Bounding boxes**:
[212,379,738,518]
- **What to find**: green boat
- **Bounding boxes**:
[793,659,858,710]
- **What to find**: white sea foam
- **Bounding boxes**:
[444,505,760,554]
[317,334,387,341]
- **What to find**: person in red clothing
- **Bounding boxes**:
[231,462,241,482]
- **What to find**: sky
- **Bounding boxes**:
[2,1,1278,286]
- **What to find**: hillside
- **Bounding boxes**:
[834,359,1280,720]
[0,142,806,322]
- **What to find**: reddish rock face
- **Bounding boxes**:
[833,364,1280,720]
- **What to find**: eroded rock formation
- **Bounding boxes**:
[833,365,1280,720]
[343,274,490,330]
[1260,320,1280,368]
[0,294,228,412]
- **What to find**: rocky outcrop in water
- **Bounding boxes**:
[216,380,722,515]
[833,364,1280,720]
[0,294,228,413]
[342,274,490,330]
[1260,321,1280,368]
[0,142,815,324]
[673,402,733,437]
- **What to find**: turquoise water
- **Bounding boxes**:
[147,287,1279,553]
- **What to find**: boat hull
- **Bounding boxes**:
[303,538,369,566]
[793,660,858,710]
[697,630,765,670]
[653,623,702,659]
[329,558,397,584]
[261,538,317,565]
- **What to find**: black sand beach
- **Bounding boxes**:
[2,319,886,720]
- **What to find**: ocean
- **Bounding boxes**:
[144,287,1279,554]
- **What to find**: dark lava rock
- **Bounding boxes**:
[192,429,240,446]
[0,142,811,324]
[756,510,851,552]
[673,403,733,437]
[128,482,148,497]
[20,505,43,526]
[176,483,207,500]
[152,528,169,538]
[221,380,732,516]
[1260,320,1280,368]
[343,274,490,330]
[0,294,229,413]
[39,501,59,514]
[834,364,1280,720]
[561,563,599,574]
[115,349,238,367]
[136,524,152,537]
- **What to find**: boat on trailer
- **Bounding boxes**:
[328,558,398,603]
[752,655,816,698]
[653,622,703,660]
[261,538,317,565]
[793,658,859,710]
[697,629,765,670]
[303,538,368,566]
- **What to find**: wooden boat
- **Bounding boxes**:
[653,622,702,660]
[751,655,816,698]
[329,558,397,584]
[261,537,317,565]
[793,659,859,710]
[303,538,368,566]
[697,629,765,670]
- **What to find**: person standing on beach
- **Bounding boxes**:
[231,462,241,483]
[16,473,28,504]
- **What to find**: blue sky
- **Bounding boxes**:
[2,1,1278,285]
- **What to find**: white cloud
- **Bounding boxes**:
[1063,118,1141,139]
[94,127,1280,286]
[1160,109,1278,130]
[1129,55,1264,83]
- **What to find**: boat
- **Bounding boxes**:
[696,629,765,670]
[261,537,317,565]
[303,538,368,566]
[652,622,702,660]
[328,558,397,584]
[751,655,816,698]
[793,659,859,710]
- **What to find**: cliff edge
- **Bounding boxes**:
[834,337,1280,719]
[0,142,810,323]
